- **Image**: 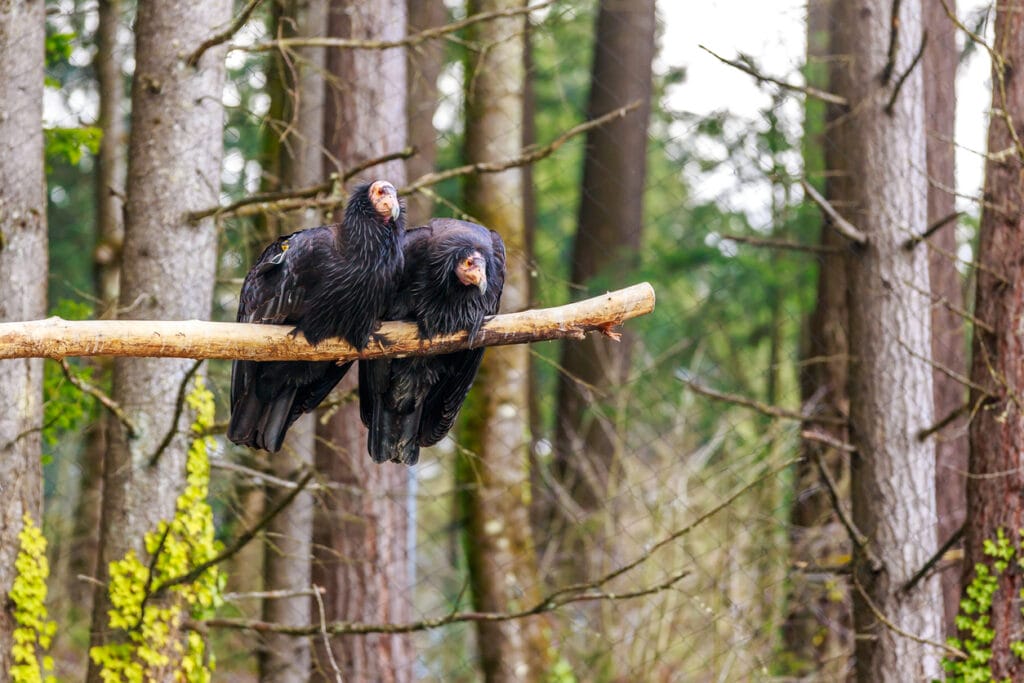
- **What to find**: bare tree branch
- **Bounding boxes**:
[800,178,869,245]
[57,358,138,438]
[151,471,315,598]
[699,44,849,106]
[189,147,415,222]
[884,31,928,116]
[195,456,798,636]
[0,283,655,362]
[189,102,637,223]
[719,233,843,254]
[852,574,965,659]
[148,359,203,467]
[402,101,643,195]
[812,450,883,572]
[901,210,962,250]
[679,377,846,426]
[196,569,688,636]
[240,0,555,52]
[900,523,965,594]
[186,0,266,67]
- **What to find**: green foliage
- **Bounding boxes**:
[44,127,102,171]
[42,300,98,457]
[944,528,1022,682]
[10,513,57,683]
[44,31,75,88]
[89,377,224,682]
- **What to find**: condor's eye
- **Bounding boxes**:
[464,258,474,267]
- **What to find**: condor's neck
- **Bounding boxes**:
[333,215,398,259]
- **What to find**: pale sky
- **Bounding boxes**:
[659,0,990,222]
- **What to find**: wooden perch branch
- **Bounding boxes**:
[0,283,655,361]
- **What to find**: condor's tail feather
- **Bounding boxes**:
[367,401,422,465]
[227,383,297,453]
[360,360,422,465]
[229,360,353,453]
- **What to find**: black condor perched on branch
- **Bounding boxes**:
[228,180,405,452]
[359,218,505,465]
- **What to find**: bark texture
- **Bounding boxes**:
[70,0,125,613]
[311,1,413,680]
[784,0,851,674]
[961,1,1024,678]
[86,0,231,675]
[405,0,445,225]
[459,1,553,680]
[832,1,943,679]
[0,0,46,672]
[923,0,966,637]
[259,2,325,679]
[552,0,655,511]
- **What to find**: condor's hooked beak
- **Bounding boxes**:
[369,180,401,222]
[456,253,487,294]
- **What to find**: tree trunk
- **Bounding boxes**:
[311,1,413,680]
[69,0,125,613]
[923,0,965,638]
[259,1,325,680]
[784,1,851,675]
[0,0,47,672]
[405,0,444,226]
[86,0,231,676]
[458,1,553,680]
[832,1,943,679]
[552,0,655,514]
[961,1,1024,678]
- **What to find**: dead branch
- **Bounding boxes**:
[57,358,138,438]
[148,359,203,467]
[916,400,970,442]
[699,45,849,107]
[852,574,965,659]
[186,0,265,67]
[189,147,415,222]
[900,523,964,594]
[152,471,315,599]
[402,101,642,195]
[189,101,636,222]
[719,233,843,254]
[0,283,654,361]
[884,31,928,116]
[196,568,688,636]
[198,457,797,637]
[680,377,846,426]
[800,429,856,452]
[800,179,869,245]
[812,450,883,572]
[240,0,555,53]
[880,0,903,85]
[901,211,962,250]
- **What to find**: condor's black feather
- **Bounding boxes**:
[359,218,505,465]
[228,182,405,452]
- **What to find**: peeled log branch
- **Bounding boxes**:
[0,283,655,361]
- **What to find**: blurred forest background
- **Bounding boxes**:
[1,0,1019,680]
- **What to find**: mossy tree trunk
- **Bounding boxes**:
[832,0,944,679]
[310,1,413,680]
[923,0,966,638]
[86,0,231,676]
[961,1,1024,678]
[458,1,553,680]
[0,0,47,672]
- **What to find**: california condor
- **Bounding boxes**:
[359,218,505,465]
[228,180,405,452]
